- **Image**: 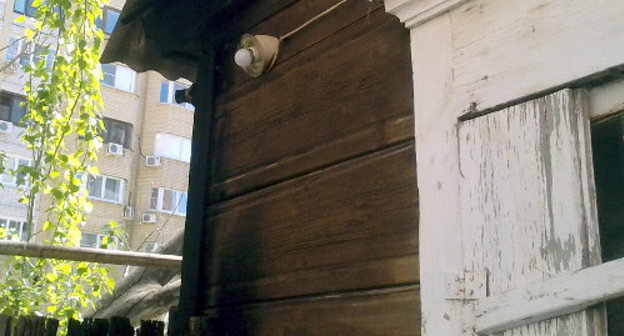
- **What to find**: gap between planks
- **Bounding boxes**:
[201,282,420,312]
[208,139,415,208]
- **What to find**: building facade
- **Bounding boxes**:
[0,0,193,252]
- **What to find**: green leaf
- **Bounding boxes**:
[45,273,57,282]
[24,28,35,40]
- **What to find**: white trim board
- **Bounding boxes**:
[384,0,471,28]
[475,257,624,335]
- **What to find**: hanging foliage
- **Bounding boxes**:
[0,0,121,330]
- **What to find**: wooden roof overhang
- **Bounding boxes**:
[101,0,247,81]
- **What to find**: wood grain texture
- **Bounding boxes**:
[449,0,624,113]
[211,8,413,199]
[459,89,604,335]
[408,13,466,336]
[202,286,421,336]
[201,144,418,306]
[194,2,419,334]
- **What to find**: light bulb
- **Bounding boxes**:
[234,48,255,67]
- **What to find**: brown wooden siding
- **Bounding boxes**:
[199,0,419,333]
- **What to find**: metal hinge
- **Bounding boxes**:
[444,270,488,301]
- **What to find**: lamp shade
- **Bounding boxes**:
[235,34,280,77]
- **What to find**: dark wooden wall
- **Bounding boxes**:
[198,1,419,334]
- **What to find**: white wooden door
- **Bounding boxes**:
[458,89,606,335]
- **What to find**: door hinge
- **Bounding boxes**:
[444,270,488,301]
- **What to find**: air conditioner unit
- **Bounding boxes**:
[106,142,124,156]
[0,120,14,134]
[145,155,161,167]
[141,213,157,223]
[123,206,134,219]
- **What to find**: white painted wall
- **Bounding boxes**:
[384,0,624,335]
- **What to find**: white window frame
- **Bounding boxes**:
[86,174,125,204]
[80,232,118,250]
[0,216,29,242]
[154,133,192,163]
[159,81,194,110]
[6,38,54,69]
[100,63,136,93]
[149,187,187,216]
[0,155,32,187]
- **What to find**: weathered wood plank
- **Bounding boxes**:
[459,89,604,335]
[385,0,471,28]
[45,318,58,336]
[450,0,624,113]
[0,316,10,336]
[475,257,624,335]
[138,320,164,336]
[109,317,134,336]
[200,144,418,306]
[211,11,413,198]
[211,115,414,199]
[408,12,465,336]
[81,318,109,336]
[588,78,624,120]
[67,319,82,336]
[202,286,421,336]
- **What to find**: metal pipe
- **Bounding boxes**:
[0,241,182,269]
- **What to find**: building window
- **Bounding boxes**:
[0,217,28,241]
[96,7,120,35]
[154,133,192,163]
[0,155,32,187]
[102,118,132,148]
[149,187,187,216]
[80,233,118,249]
[14,0,36,17]
[6,38,54,69]
[87,174,124,203]
[0,92,26,125]
[100,63,136,93]
[159,81,194,110]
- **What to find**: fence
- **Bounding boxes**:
[0,315,165,336]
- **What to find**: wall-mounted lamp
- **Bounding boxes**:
[233,0,349,78]
[234,34,280,78]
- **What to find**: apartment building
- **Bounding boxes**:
[0,0,193,252]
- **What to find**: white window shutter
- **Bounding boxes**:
[458,89,605,334]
